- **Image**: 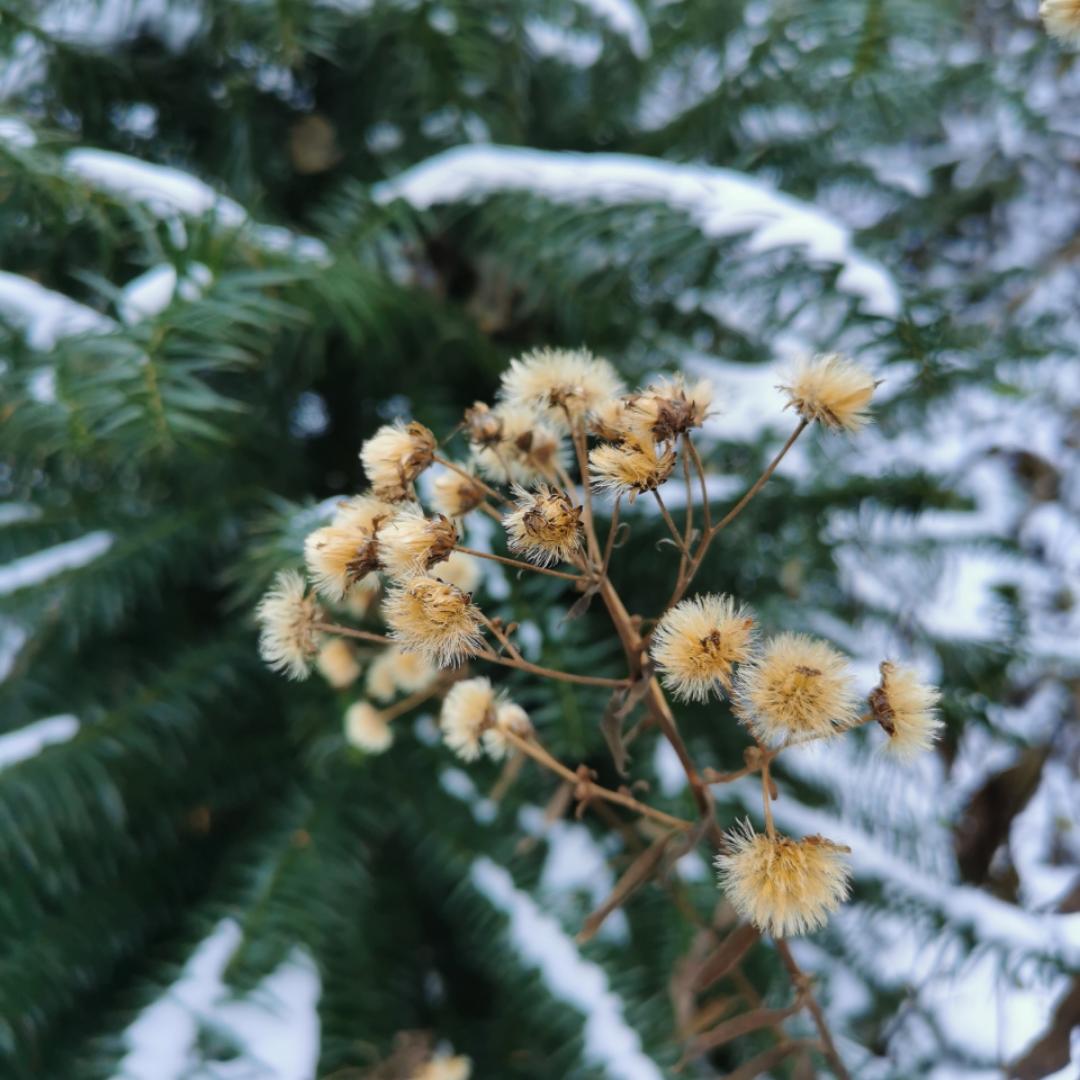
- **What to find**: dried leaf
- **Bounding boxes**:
[600,675,655,775]
[688,1002,799,1056]
[564,581,600,620]
[695,923,761,991]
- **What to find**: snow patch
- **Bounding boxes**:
[0,271,116,349]
[0,714,79,769]
[0,531,115,596]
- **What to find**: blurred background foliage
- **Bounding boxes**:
[0,0,1078,1077]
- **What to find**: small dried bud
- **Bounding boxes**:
[464,401,503,447]
[383,576,485,667]
[499,347,624,428]
[315,638,362,689]
[869,661,942,759]
[471,405,565,485]
[432,466,488,518]
[651,594,755,702]
[344,701,393,754]
[366,645,439,703]
[589,396,637,442]
[304,495,397,601]
[360,420,437,500]
[589,436,677,501]
[1041,0,1080,43]
[440,676,498,761]
[715,820,851,937]
[503,484,584,567]
[735,632,859,743]
[256,570,322,680]
[380,507,458,581]
[778,353,875,433]
[413,1055,472,1080]
[483,701,532,761]
[628,377,713,442]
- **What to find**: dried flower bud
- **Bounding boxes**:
[589,436,677,500]
[715,821,851,937]
[256,570,322,680]
[432,466,487,518]
[380,507,458,581]
[869,660,942,759]
[315,638,362,689]
[344,575,382,618]
[464,401,503,447]
[304,496,397,602]
[413,1055,472,1080]
[503,484,584,567]
[1041,0,1080,43]
[471,406,565,485]
[778,353,875,433]
[628,377,713,442]
[589,396,637,442]
[499,347,624,428]
[383,576,484,667]
[440,676,497,761]
[360,420,437,500]
[735,632,859,743]
[432,550,481,595]
[651,594,755,702]
[345,701,394,754]
[366,645,439,702]
[483,701,533,761]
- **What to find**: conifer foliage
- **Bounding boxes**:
[2,1,1078,1078]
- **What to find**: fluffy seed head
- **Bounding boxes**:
[431,466,488,518]
[778,353,875,433]
[589,396,637,442]
[715,821,851,937]
[628,377,714,442]
[344,576,381,618]
[304,496,396,601]
[344,701,394,754]
[440,676,497,761]
[256,570,322,680]
[463,401,503,446]
[869,661,942,759]
[499,347,624,428]
[471,405,565,485]
[1041,0,1080,43]
[413,1056,472,1080]
[735,632,858,743]
[650,594,755,702]
[431,550,481,595]
[383,576,484,666]
[315,638,362,689]
[589,436,677,501]
[503,484,584,567]
[366,645,439,702]
[360,420,437,500]
[483,701,533,761]
[379,506,458,581]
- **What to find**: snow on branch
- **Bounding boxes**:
[0,532,115,597]
[375,145,901,318]
[0,271,115,349]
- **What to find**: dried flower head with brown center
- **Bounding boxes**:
[650,594,755,702]
[503,484,584,567]
[304,495,397,601]
[589,396,637,442]
[1041,0,1080,43]
[715,821,852,937]
[440,676,497,761]
[471,405,564,485]
[256,570,322,680]
[628,377,714,443]
[778,353,875,433]
[869,660,942,759]
[344,701,394,754]
[379,506,458,581]
[432,466,488,518]
[360,420,437,500]
[499,347,624,428]
[463,401,503,447]
[735,632,858,743]
[383,576,484,667]
[589,436,677,500]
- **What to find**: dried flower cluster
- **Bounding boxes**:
[255,346,943,1069]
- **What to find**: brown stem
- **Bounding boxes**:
[382,678,451,722]
[761,762,776,840]
[315,622,391,646]
[775,941,851,1080]
[479,611,522,661]
[503,729,693,832]
[478,503,504,524]
[470,647,631,689]
[686,434,712,532]
[453,544,582,581]
[600,495,622,577]
[652,488,693,559]
[568,416,601,565]
[433,454,508,505]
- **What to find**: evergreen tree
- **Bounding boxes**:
[1,1,1077,1078]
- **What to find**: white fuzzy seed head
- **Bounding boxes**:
[503,484,584,567]
[440,677,497,761]
[345,701,394,754]
[256,570,322,680]
[315,638,362,689]
[499,347,624,429]
[382,577,484,667]
[870,660,943,759]
[778,353,875,433]
[482,701,533,761]
[379,506,458,582]
[360,420,437,501]
[1041,0,1080,44]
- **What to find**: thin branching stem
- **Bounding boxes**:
[453,545,582,581]
[433,454,508,505]
[471,647,632,689]
[652,488,694,559]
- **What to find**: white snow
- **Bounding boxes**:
[525,18,604,68]
[573,0,650,58]
[0,621,27,683]
[0,714,79,769]
[471,858,663,1080]
[0,115,36,149]
[0,531,114,596]
[0,271,116,349]
[112,918,320,1080]
[375,145,901,317]
[119,262,212,323]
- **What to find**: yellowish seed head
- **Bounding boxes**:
[650,594,755,702]
[315,638,362,689]
[778,353,875,432]
[589,436,677,501]
[379,506,458,582]
[628,376,714,442]
[870,660,942,759]
[503,484,584,567]
[366,645,439,702]
[303,496,396,601]
[440,676,497,761]
[499,347,624,429]
[412,1055,472,1080]
[471,405,565,485]
[483,701,533,761]
[735,632,858,743]
[360,420,437,501]
[1041,0,1080,43]
[431,466,488,518]
[256,570,322,680]
[383,576,484,667]
[344,701,394,754]
[715,820,851,937]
